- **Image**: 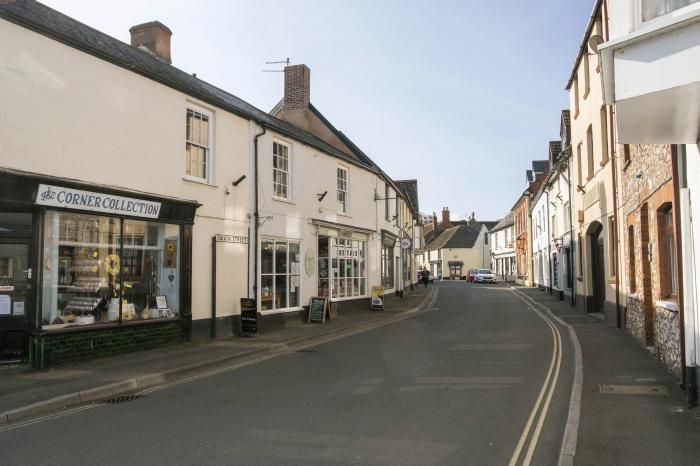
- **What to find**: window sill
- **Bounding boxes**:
[656,300,679,313]
[260,306,303,315]
[183,176,217,187]
[272,197,295,205]
[337,212,351,218]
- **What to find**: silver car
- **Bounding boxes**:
[475,269,496,283]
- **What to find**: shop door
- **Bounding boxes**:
[0,241,30,361]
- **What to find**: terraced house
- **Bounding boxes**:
[0,0,420,366]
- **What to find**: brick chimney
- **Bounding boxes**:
[441,207,451,227]
[130,21,172,64]
[432,212,438,231]
[283,64,311,111]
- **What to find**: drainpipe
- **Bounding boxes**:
[252,124,267,303]
[604,4,622,329]
[568,149,576,307]
[671,145,689,393]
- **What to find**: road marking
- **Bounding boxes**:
[507,294,564,466]
[0,405,98,433]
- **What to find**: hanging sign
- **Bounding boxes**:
[214,234,248,244]
[400,238,412,249]
[36,184,161,219]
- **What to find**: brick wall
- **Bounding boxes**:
[33,321,184,369]
[283,64,310,111]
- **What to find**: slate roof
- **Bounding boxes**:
[0,0,374,171]
[490,212,514,232]
[394,179,419,215]
[424,223,488,251]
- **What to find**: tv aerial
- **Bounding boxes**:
[263,58,290,72]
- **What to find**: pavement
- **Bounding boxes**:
[516,286,700,466]
[0,286,433,424]
[0,281,573,465]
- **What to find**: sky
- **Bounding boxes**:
[43,0,594,221]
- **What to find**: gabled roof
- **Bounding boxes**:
[395,179,419,215]
[424,223,488,251]
[0,0,369,171]
[491,212,514,232]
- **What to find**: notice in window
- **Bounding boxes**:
[0,295,11,315]
[13,301,25,315]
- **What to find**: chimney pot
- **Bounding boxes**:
[283,64,311,111]
[130,21,172,64]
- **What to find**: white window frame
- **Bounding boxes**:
[272,140,291,201]
[337,166,349,214]
[184,104,215,184]
[260,237,302,313]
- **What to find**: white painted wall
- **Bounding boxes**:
[0,19,252,324]
[531,190,551,288]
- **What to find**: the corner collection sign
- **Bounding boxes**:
[35,184,161,219]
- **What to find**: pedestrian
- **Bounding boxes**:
[421,269,429,287]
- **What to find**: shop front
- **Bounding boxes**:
[314,220,373,314]
[0,169,198,368]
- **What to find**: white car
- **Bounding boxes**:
[475,269,496,283]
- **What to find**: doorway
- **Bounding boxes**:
[589,223,606,313]
[0,241,31,361]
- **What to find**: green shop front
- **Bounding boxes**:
[0,169,198,368]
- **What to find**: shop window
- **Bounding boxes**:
[657,205,678,298]
[317,236,366,300]
[273,142,290,200]
[337,167,348,213]
[41,211,180,330]
[382,244,394,289]
[185,108,211,180]
[260,239,300,311]
[628,226,636,293]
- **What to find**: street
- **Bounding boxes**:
[0,282,574,466]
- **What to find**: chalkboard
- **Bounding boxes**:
[240,298,258,335]
[308,297,329,323]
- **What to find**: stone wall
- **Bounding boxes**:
[626,294,646,345]
[654,304,682,379]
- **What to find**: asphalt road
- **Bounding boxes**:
[0,282,574,465]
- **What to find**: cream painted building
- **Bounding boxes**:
[489,212,515,281]
[0,2,419,365]
[566,0,624,324]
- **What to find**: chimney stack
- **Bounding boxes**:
[441,207,451,227]
[130,21,172,64]
[432,212,438,231]
[283,64,311,111]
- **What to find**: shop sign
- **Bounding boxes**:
[0,285,14,292]
[370,286,384,311]
[215,234,247,244]
[36,184,161,219]
[337,248,361,259]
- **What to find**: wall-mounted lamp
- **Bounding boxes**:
[317,191,328,202]
[232,175,247,186]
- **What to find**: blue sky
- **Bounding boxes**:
[44,0,593,221]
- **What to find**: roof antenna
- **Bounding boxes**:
[263,58,290,72]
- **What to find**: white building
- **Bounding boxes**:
[530,162,552,290]
[489,213,515,280]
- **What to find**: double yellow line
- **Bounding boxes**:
[508,294,563,466]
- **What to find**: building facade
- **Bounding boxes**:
[489,212,515,281]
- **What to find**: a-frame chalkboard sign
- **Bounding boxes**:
[308,297,330,323]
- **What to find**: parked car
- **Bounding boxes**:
[467,269,477,282]
[475,269,496,283]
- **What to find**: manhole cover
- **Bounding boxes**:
[599,384,669,396]
[102,394,144,404]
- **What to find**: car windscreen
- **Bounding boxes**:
[478,269,492,274]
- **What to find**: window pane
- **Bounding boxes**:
[276,275,287,309]
[41,211,121,329]
[318,279,329,298]
[275,242,288,274]
[319,236,329,257]
[261,275,274,310]
[200,115,209,146]
[290,275,300,307]
[0,213,32,234]
[261,241,274,274]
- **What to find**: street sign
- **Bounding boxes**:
[215,234,247,244]
[308,297,329,323]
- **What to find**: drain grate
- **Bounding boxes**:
[599,384,669,396]
[102,394,144,404]
[295,348,317,354]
